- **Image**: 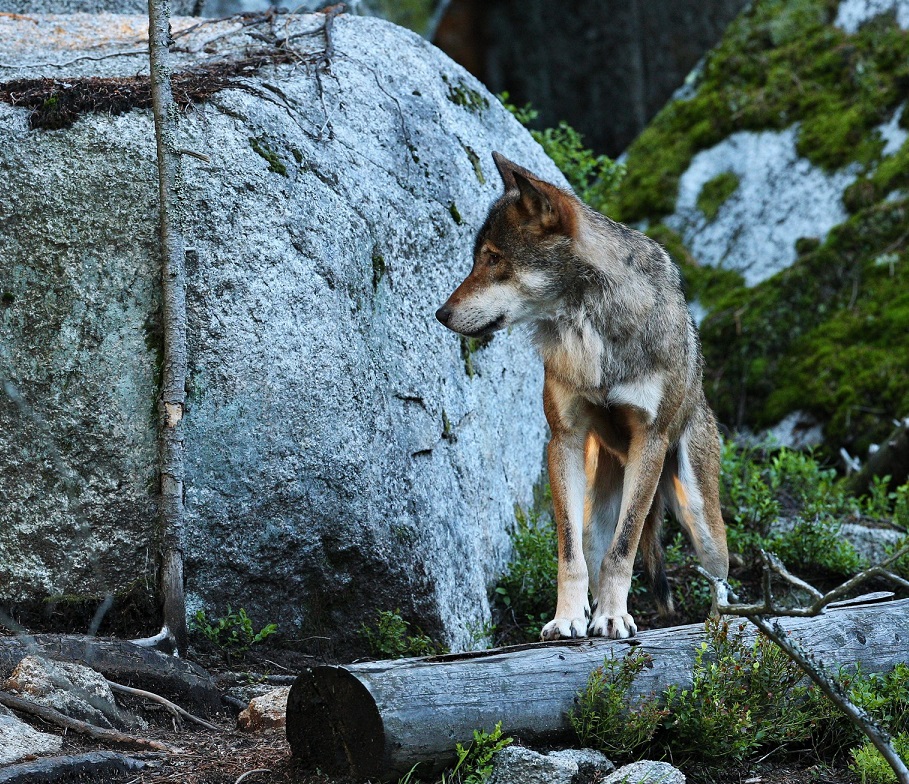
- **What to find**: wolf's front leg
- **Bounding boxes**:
[540,433,590,641]
[589,430,668,639]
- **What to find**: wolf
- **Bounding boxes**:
[435,152,729,640]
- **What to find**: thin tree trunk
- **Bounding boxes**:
[148,0,189,656]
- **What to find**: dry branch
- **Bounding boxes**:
[698,546,909,784]
[107,679,223,731]
[0,690,171,752]
[286,599,909,781]
[148,0,190,657]
[0,751,160,784]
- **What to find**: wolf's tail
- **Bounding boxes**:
[641,498,674,616]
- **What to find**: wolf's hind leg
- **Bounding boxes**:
[640,492,673,616]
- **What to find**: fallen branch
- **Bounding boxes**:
[106,679,223,732]
[698,545,909,784]
[0,690,171,752]
[0,751,160,784]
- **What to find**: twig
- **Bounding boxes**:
[235,769,272,784]
[0,690,171,752]
[0,50,147,71]
[698,544,909,784]
[107,680,223,732]
[176,148,211,162]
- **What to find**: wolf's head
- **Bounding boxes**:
[435,152,580,337]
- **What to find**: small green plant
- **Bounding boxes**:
[665,618,816,761]
[851,733,909,784]
[192,607,277,661]
[360,609,447,659]
[499,93,625,215]
[494,501,557,641]
[445,722,512,784]
[570,649,668,758]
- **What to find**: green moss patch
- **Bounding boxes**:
[697,197,909,454]
[249,138,287,176]
[614,0,909,223]
[696,171,740,220]
[443,74,489,113]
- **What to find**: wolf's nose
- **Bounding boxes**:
[435,304,452,326]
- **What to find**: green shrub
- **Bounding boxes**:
[570,649,668,758]
[851,733,909,784]
[665,618,816,762]
[493,502,557,642]
[499,93,625,215]
[359,609,447,659]
[191,606,277,661]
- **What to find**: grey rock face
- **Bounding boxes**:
[603,761,686,784]
[0,12,555,654]
[835,0,909,32]
[489,746,615,784]
[4,655,134,730]
[0,704,63,766]
[665,127,858,287]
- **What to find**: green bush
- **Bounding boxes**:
[359,609,447,659]
[851,733,909,784]
[493,502,558,642]
[499,93,625,215]
[191,606,277,661]
[570,649,668,758]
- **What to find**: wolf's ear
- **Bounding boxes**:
[514,171,578,236]
[492,151,519,189]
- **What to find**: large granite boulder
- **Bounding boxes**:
[614,0,909,456]
[0,11,555,654]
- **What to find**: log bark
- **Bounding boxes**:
[287,598,909,781]
[0,634,220,713]
[148,0,189,655]
[847,420,909,497]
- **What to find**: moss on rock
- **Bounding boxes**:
[612,0,909,453]
[696,171,740,220]
[614,0,909,224]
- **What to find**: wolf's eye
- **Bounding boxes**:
[487,252,502,265]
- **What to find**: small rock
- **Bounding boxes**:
[840,523,905,565]
[547,748,616,781]
[3,655,134,730]
[237,686,290,731]
[0,703,63,765]
[603,761,686,784]
[489,746,614,784]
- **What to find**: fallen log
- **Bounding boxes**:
[0,751,159,784]
[0,634,220,713]
[287,598,909,781]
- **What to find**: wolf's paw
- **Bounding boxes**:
[540,617,588,641]
[588,613,637,639]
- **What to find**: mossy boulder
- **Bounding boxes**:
[615,0,909,456]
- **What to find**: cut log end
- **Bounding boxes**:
[287,666,385,779]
